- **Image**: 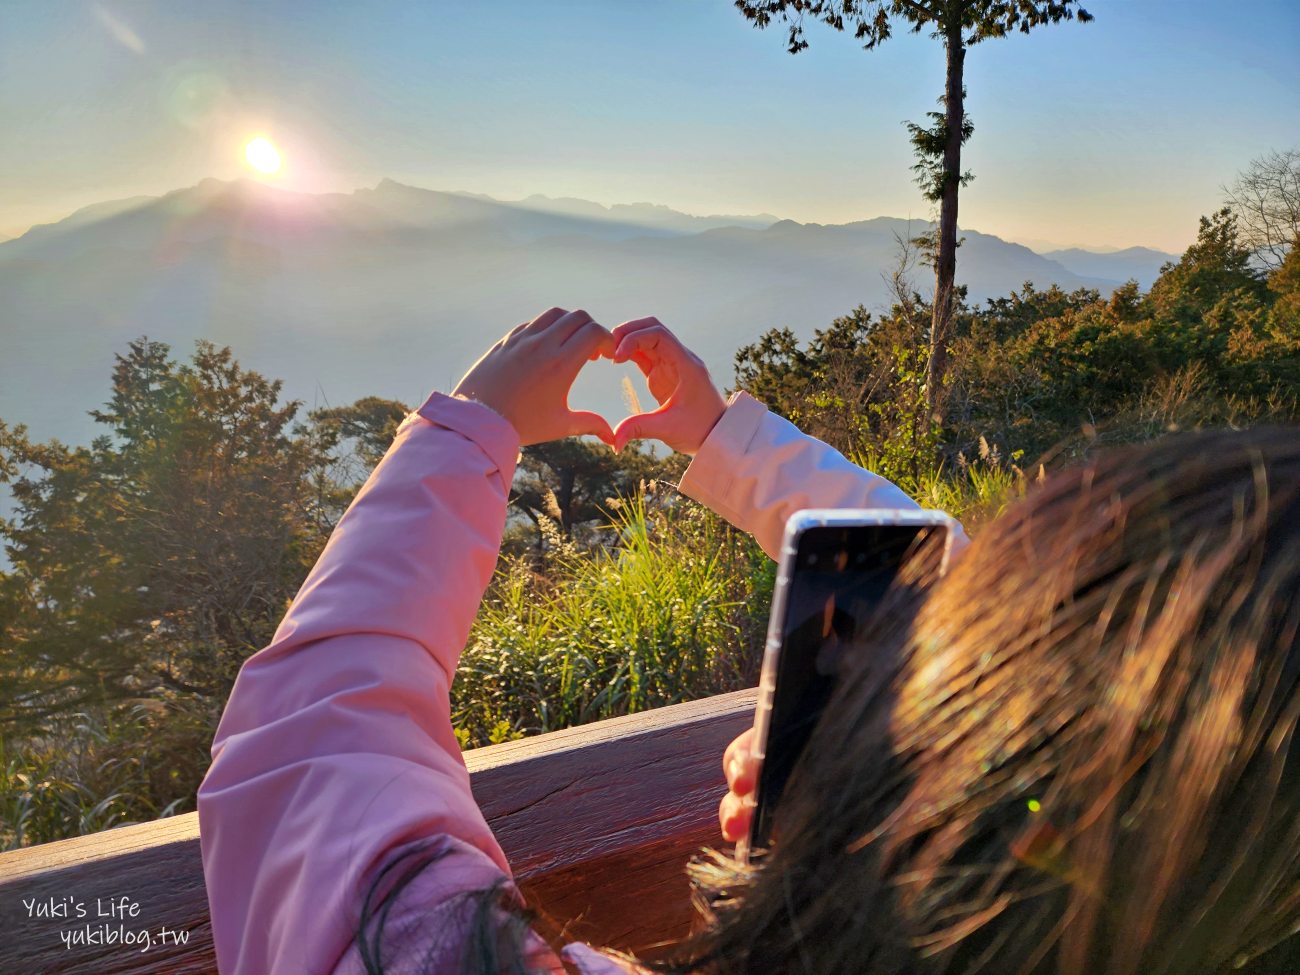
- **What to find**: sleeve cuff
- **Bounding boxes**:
[677,390,767,510]
[412,391,522,492]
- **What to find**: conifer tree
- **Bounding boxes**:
[735,1,1093,424]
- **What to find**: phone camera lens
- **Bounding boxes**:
[807,554,818,566]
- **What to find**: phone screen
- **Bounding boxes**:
[750,523,939,851]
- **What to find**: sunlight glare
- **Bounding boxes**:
[244,137,282,175]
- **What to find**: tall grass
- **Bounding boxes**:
[452,493,773,748]
[851,436,1031,534]
[1,703,202,850]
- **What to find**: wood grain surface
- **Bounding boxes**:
[0,688,755,973]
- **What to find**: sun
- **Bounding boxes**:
[243,137,282,175]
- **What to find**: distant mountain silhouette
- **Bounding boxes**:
[0,178,1158,447]
[1041,246,1175,289]
[504,192,780,235]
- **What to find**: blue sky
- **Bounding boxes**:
[2,0,1297,250]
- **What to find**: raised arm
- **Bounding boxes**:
[197,393,522,975]
[610,318,969,560]
[197,309,617,975]
[678,390,967,559]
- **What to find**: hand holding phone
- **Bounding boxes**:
[719,727,758,842]
[738,509,955,861]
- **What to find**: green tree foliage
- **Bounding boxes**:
[511,438,680,540]
[736,302,938,485]
[0,340,330,731]
[1149,208,1267,322]
[310,396,410,472]
[734,1,1094,423]
[906,90,974,205]
[736,211,1300,479]
[1269,232,1300,329]
[0,340,363,845]
[304,395,412,531]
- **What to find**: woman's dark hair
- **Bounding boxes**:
[357,839,542,975]
[660,427,1300,974]
[364,427,1300,974]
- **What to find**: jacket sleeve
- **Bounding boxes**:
[196,392,532,975]
[678,391,970,559]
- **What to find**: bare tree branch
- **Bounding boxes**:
[1223,148,1300,271]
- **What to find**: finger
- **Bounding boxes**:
[722,727,753,777]
[631,350,654,374]
[551,309,595,345]
[613,325,684,365]
[565,320,615,361]
[568,410,615,446]
[723,728,757,795]
[610,316,664,343]
[719,790,753,844]
[612,403,674,453]
[522,307,569,334]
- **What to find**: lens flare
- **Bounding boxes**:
[244,137,282,175]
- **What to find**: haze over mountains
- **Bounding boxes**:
[0,178,1175,447]
[1040,246,1175,286]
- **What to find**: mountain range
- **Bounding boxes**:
[0,178,1176,448]
[1040,246,1175,286]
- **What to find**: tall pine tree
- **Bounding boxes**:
[735,1,1093,424]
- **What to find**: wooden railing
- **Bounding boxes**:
[0,688,756,974]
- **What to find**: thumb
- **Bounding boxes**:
[567,409,615,446]
[613,403,676,453]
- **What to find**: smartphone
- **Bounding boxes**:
[740,509,957,860]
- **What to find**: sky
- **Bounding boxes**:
[1,0,1297,252]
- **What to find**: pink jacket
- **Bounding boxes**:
[197,389,964,975]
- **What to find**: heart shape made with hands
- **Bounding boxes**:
[596,316,727,456]
[455,308,724,454]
